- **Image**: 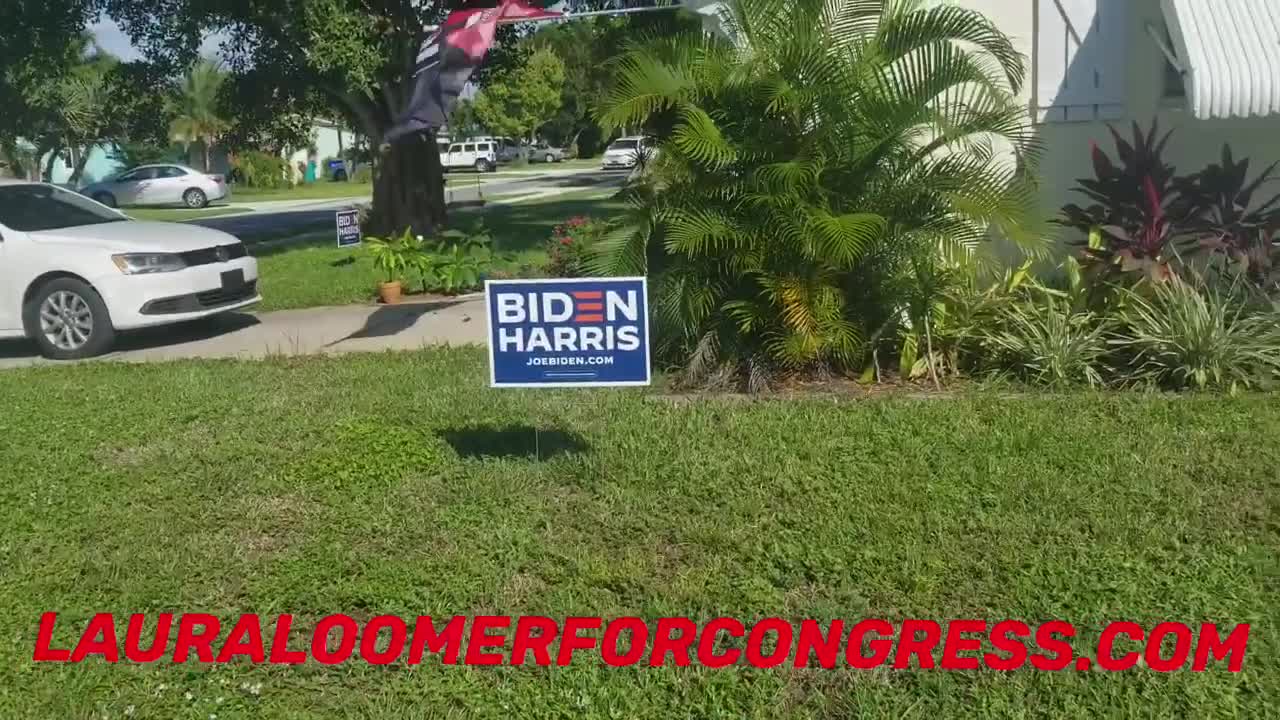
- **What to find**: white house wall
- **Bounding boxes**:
[287,123,360,169]
[960,0,1280,246]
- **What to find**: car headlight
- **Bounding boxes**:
[112,253,187,275]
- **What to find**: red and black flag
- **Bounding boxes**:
[387,0,562,142]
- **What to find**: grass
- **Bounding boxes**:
[0,350,1275,718]
[127,206,245,222]
[252,190,626,312]
[229,181,373,204]
[493,158,608,173]
[229,164,605,204]
[549,157,606,170]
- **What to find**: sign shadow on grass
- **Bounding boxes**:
[438,425,590,460]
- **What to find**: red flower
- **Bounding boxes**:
[560,237,573,245]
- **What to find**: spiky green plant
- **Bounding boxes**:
[980,292,1112,387]
[592,0,1041,384]
[1114,277,1280,391]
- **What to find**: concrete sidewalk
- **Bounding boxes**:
[0,296,489,369]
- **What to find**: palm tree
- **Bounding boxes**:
[593,0,1043,387]
[168,59,228,172]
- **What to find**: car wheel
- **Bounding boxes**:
[93,192,117,208]
[474,159,492,173]
[23,278,116,360]
[545,153,555,164]
[183,188,209,209]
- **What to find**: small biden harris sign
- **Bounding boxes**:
[485,277,651,387]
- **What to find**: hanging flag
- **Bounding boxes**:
[387,0,563,142]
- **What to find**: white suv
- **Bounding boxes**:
[440,141,499,173]
[0,181,261,359]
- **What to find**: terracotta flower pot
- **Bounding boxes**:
[378,281,403,305]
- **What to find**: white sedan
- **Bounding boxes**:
[0,180,260,359]
[601,136,659,171]
[80,164,229,209]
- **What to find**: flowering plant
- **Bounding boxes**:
[546,216,608,278]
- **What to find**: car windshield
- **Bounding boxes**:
[0,184,128,232]
[609,140,639,150]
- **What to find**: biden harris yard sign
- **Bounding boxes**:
[485,277,651,387]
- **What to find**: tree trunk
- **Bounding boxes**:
[68,146,91,187]
[42,146,60,182]
[368,132,447,237]
[202,141,211,173]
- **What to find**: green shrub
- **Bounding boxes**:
[320,156,339,180]
[232,151,290,189]
[975,292,1113,387]
[111,142,180,168]
[546,216,608,278]
[1114,278,1280,390]
[593,0,1039,382]
[410,224,495,295]
[351,164,373,184]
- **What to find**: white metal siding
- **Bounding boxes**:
[1163,0,1280,119]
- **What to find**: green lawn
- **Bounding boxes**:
[0,351,1275,717]
[550,157,606,170]
[127,206,245,222]
[229,163,604,203]
[253,191,626,311]
[228,181,373,204]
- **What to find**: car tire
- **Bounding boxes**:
[23,278,117,360]
[475,159,492,173]
[545,153,555,164]
[93,192,117,208]
[183,188,209,209]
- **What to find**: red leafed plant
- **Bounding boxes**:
[1059,120,1185,281]
[1174,145,1280,286]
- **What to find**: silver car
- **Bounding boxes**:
[81,164,229,209]
[528,143,566,163]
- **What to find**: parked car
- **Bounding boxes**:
[498,138,525,163]
[463,136,524,163]
[81,164,229,209]
[440,140,500,172]
[0,181,260,359]
[601,136,659,170]
[528,143,566,163]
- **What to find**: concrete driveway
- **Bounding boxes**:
[0,296,488,369]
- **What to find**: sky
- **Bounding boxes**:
[90,17,224,62]
[90,18,142,61]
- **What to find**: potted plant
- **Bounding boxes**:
[364,228,423,304]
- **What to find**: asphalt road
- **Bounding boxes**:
[193,168,628,243]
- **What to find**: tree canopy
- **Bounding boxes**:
[168,60,229,172]
[472,48,565,141]
[102,0,539,233]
